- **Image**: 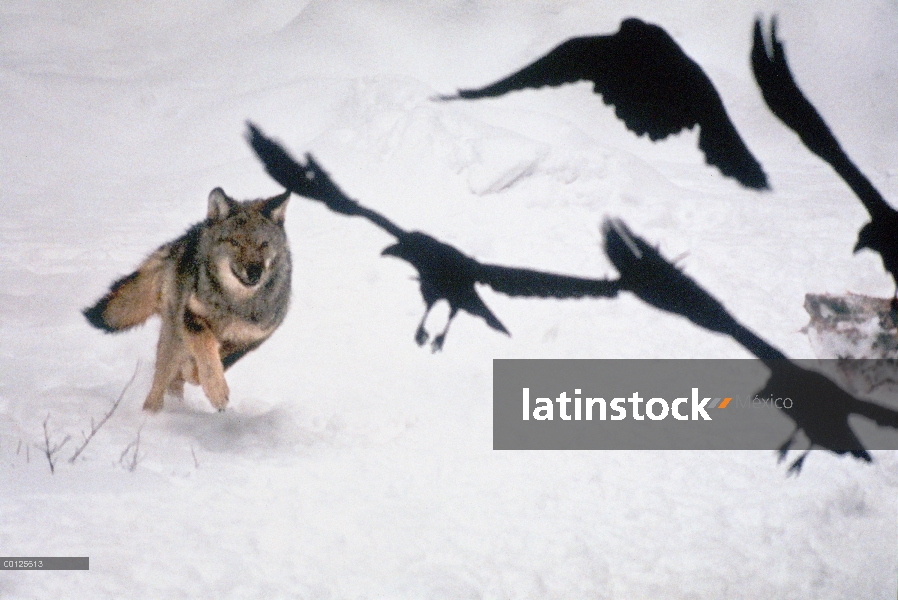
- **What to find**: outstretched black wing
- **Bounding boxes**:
[246,123,406,238]
[476,262,619,299]
[441,18,768,189]
[751,17,893,222]
[752,17,898,294]
[751,19,840,164]
[694,110,769,191]
[602,218,784,358]
[443,36,606,100]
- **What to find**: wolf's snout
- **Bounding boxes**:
[233,262,265,286]
[246,263,263,285]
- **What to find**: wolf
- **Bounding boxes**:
[84,187,292,412]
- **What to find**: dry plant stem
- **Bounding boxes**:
[119,420,145,472]
[69,361,141,464]
[37,413,71,474]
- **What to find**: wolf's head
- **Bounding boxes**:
[204,188,291,295]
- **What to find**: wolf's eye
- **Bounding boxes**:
[260,241,269,250]
[227,239,240,247]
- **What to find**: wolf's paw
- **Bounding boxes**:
[203,377,230,412]
[209,399,229,412]
[206,392,229,412]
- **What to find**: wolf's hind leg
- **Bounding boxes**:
[144,320,185,412]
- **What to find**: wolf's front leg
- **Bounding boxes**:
[182,318,230,412]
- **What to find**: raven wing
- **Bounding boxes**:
[751,19,841,162]
[751,17,893,221]
[697,112,769,190]
[444,36,607,100]
[602,218,785,359]
[849,394,898,431]
[443,19,767,189]
[246,123,406,238]
[476,262,619,299]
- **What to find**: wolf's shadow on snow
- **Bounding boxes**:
[164,405,329,455]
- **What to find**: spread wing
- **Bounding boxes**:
[602,218,785,360]
[441,18,768,189]
[476,263,619,299]
[696,112,769,190]
[246,123,406,238]
[443,36,607,100]
[751,17,892,221]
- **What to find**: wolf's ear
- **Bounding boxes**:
[260,190,291,226]
[207,188,237,221]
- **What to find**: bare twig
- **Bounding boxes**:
[35,414,71,474]
[127,427,143,472]
[69,361,140,464]
[119,420,145,472]
[190,444,200,469]
[118,441,134,464]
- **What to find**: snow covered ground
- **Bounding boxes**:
[1,1,897,597]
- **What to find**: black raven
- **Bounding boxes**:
[752,17,898,313]
[438,17,769,190]
[247,123,619,351]
[603,218,898,473]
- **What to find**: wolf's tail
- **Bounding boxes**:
[83,251,165,332]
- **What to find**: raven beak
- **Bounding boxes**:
[854,222,873,254]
